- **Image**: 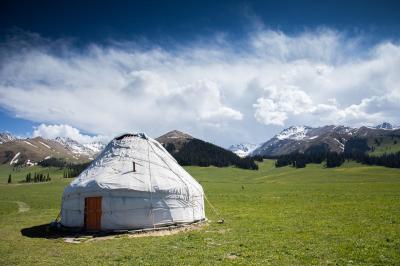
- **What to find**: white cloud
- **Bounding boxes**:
[170,80,243,121]
[250,29,350,63]
[253,98,288,126]
[253,85,314,125]
[335,95,400,126]
[0,29,399,146]
[33,124,108,144]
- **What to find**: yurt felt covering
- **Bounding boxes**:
[61,133,205,230]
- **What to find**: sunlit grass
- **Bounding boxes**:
[0,160,399,265]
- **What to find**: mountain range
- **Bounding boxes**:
[230,122,400,157]
[0,130,256,170]
[1,122,399,167]
[0,133,104,166]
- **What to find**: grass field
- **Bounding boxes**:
[0,164,65,183]
[0,161,399,265]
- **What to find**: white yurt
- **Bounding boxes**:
[60,133,205,231]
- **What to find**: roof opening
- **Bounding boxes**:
[115,133,148,141]
[115,134,135,140]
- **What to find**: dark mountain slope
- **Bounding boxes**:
[157,130,258,170]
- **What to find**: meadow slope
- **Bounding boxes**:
[0,161,399,265]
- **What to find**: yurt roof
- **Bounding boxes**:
[63,133,203,197]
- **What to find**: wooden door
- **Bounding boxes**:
[85,197,102,231]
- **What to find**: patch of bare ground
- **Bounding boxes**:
[225,252,240,260]
[16,201,30,213]
[63,221,208,244]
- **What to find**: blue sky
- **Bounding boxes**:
[2,0,399,42]
[0,0,400,146]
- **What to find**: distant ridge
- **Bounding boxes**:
[156,130,258,170]
[228,143,259,158]
[156,130,193,152]
[375,122,393,130]
[157,130,193,140]
[0,133,105,166]
[0,132,16,144]
[250,122,400,157]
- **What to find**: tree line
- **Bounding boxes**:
[25,172,51,183]
[272,138,400,169]
[63,166,87,178]
[273,144,343,168]
[5,158,90,184]
[344,138,400,168]
[39,157,91,178]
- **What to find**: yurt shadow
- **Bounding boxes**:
[20,224,115,239]
[21,221,208,240]
[21,224,66,239]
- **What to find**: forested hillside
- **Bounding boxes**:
[273,137,400,169]
[165,138,258,170]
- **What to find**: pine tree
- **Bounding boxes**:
[7,174,11,184]
[326,152,345,168]
[295,158,306,168]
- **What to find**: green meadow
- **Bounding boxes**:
[0,161,399,265]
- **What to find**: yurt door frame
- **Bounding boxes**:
[84,197,102,231]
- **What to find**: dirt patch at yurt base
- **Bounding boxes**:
[63,220,208,244]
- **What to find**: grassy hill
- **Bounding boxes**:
[0,161,399,265]
[368,137,400,156]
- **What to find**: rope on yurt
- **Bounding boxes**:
[203,193,224,224]
[148,141,192,196]
[54,210,61,222]
[148,140,224,224]
[146,140,225,225]
[147,140,193,225]
[146,140,156,229]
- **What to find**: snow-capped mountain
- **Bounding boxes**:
[251,125,354,157]
[251,123,400,157]
[228,143,259,157]
[54,137,105,157]
[275,126,311,140]
[83,142,105,154]
[375,122,393,130]
[0,132,16,144]
[0,133,106,166]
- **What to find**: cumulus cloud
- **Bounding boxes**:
[32,124,108,144]
[253,85,314,125]
[0,29,399,145]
